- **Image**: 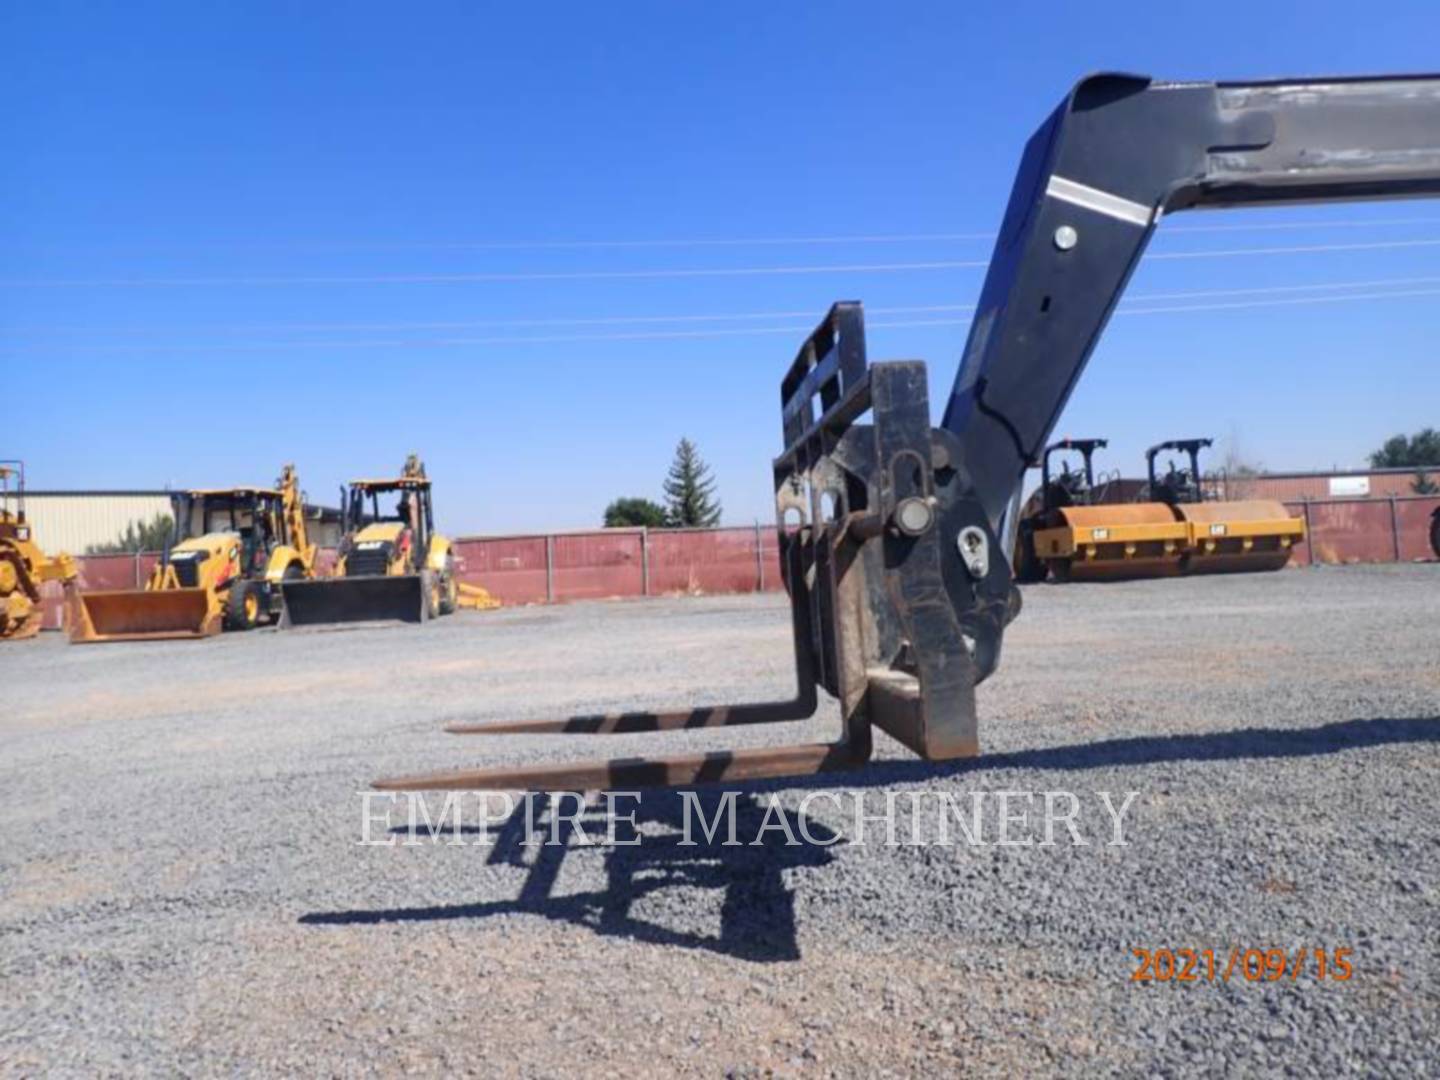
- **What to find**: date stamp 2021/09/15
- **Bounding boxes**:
[1132,948,1354,984]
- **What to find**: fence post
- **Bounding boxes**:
[1388,495,1402,562]
[134,550,142,587]
[545,534,555,604]
[754,521,765,592]
[641,528,650,597]
[1300,499,1313,566]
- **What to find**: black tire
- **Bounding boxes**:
[437,558,458,616]
[1012,523,1046,584]
[1430,510,1440,560]
[225,579,262,631]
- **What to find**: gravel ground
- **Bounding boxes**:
[1,565,1437,1077]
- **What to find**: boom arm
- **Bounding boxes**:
[277,464,316,570]
[944,73,1440,535]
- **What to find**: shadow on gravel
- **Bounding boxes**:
[723,715,1440,796]
[301,792,838,963]
[301,717,1434,958]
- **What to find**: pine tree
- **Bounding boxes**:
[662,438,721,527]
[1370,429,1440,468]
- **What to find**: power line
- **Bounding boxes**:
[4,280,1436,353]
[2,304,974,336]
[0,260,988,288]
[6,214,1440,255]
[7,275,1439,337]
[5,238,1440,288]
[1121,285,1440,316]
[1146,238,1440,261]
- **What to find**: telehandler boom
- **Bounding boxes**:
[379,72,1440,792]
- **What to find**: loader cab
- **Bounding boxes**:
[343,478,434,574]
[1145,439,1211,507]
[174,488,287,575]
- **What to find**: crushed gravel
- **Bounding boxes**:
[1,564,1436,1076]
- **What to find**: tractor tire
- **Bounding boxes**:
[437,559,459,616]
[226,580,262,631]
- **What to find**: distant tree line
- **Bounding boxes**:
[85,513,174,555]
[1370,429,1439,494]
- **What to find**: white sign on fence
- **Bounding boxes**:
[1329,476,1371,497]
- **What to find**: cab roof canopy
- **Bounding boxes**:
[349,477,431,490]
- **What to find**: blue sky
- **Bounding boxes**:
[4,2,1437,533]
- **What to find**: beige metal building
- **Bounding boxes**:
[21,491,174,554]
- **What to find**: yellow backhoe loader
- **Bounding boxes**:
[68,464,317,643]
[1,461,78,641]
[280,455,461,627]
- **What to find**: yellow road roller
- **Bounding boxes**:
[1017,439,1188,582]
[1144,440,1305,575]
[1017,438,1304,583]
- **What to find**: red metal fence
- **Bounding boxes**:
[33,502,1437,628]
[1284,495,1439,567]
[449,526,782,606]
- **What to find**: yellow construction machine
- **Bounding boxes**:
[280,455,461,627]
[1015,439,1189,582]
[1144,440,1304,575]
[68,464,317,643]
[1017,438,1303,582]
[0,461,79,641]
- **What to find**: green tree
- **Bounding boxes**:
[603,497,668,528]
[1369,428,1440,468]
[662,437,721,527]
[85,512,174,555]
[1413,471,1439,495]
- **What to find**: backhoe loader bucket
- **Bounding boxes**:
[67,587,220,643]
[376,303,1020,793]
[1174,500,1304,575]
[280,573,430,629]
[1030,504,1188,581]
